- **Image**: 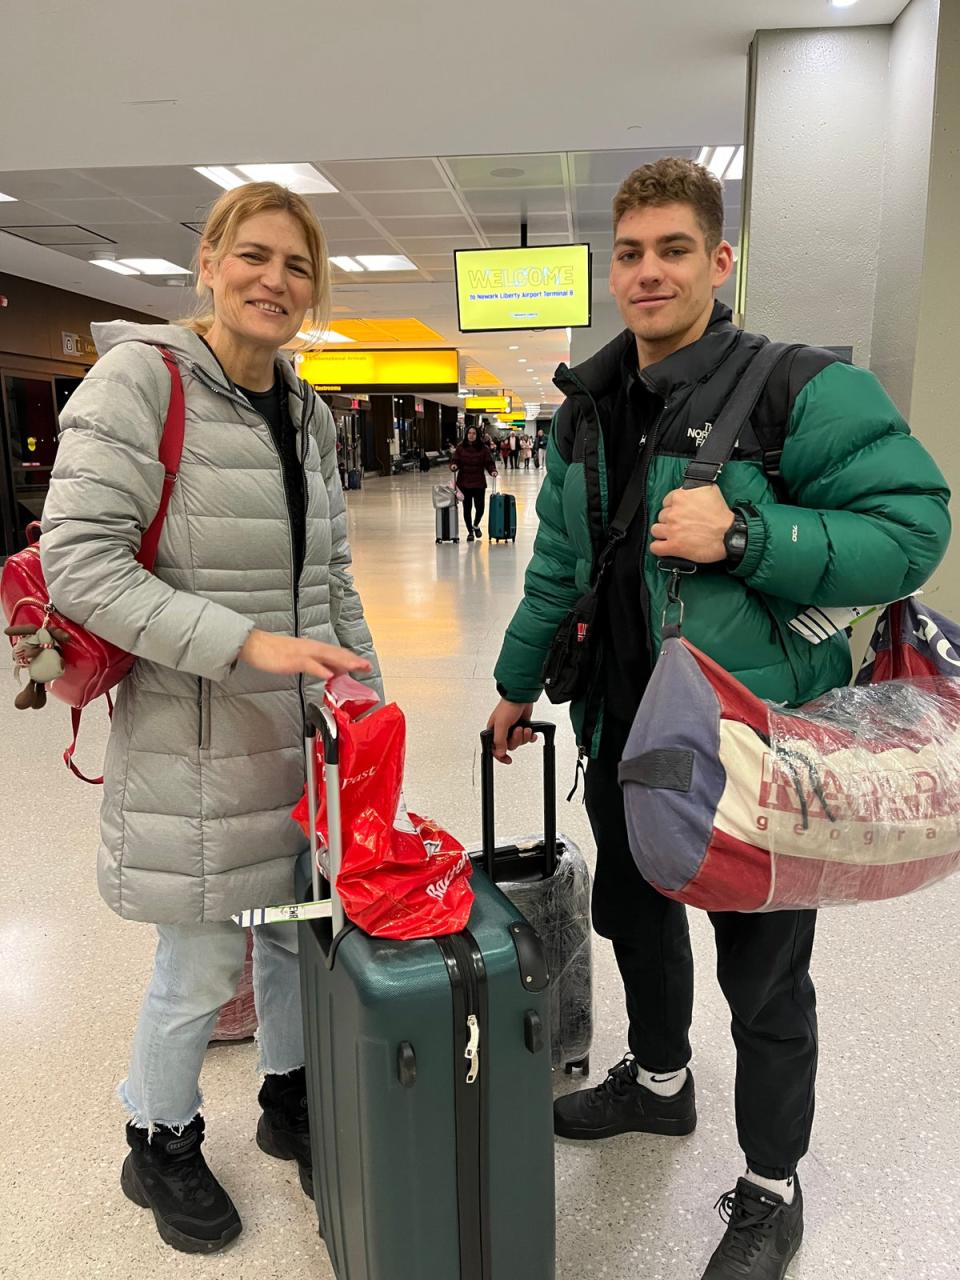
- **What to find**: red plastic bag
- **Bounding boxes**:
[291,681,473,939]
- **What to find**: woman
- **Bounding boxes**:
[40,182,382,1254]
[450,425,497,541]
[520,434,533,470]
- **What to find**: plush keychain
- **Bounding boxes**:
[4,623,71,709]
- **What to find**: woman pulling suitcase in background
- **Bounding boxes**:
[451,425,498,541]
[40,182,383,1254]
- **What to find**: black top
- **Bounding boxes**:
[238,375,307,585]
[598,356,659,729]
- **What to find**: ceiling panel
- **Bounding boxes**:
[575,210,616,234]
[0,200,70,226]
[4,224,116,246]
[301,192,366,219]
[445,154,565,189]
[570,148,699,185]
[357,190,463,218]
[378,215,475,237]
[573,184,620,214]
[476,212,570,236]
[128,194,216,221]
[314,216,381,238]
[85,166,218,199]
[324,236,398,255]
[0,170,115,201]
[31,196,167,223]
[319,158,445,193]
[461,187,566,216]
[408,254,457,270]
[395,235,481,254]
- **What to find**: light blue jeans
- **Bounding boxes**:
[118,913,305,1131]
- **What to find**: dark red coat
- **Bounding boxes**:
[451,442,497,490]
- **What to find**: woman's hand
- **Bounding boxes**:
[239,629,372,680]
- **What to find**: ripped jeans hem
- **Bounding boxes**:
[117,1079,203,1138]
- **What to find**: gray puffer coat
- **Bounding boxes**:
[41,322,383,925]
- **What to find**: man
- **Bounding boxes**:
[486,158,950,1279]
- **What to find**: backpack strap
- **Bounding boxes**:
[137,347,186,572]
[62,348,184,784]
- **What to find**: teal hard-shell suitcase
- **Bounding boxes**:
[298,705,556,1280]
[487,492,517,543]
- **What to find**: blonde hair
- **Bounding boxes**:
[613,158,725,252]
[180,181,331,337]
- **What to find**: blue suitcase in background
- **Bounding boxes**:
[487,491,516,543]
[298,705,556,1280]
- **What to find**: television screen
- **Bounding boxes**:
[454,244,592,333]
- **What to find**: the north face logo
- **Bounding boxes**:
[687,422,713,448]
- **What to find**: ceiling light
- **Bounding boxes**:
[831,0,859,7]
[518,358,527,363]
[0,192,17,202]
[726,147,745,181]
[355,254,416,272]
[120,258,190,275]
[509,345,519,351]
[697,146,740,179]
[330,256,364,272]
[194,165,247,191]
[90,258,141,276]
[490,167,525,178]
[235,162,338,195]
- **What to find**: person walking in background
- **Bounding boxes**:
[500,436,511,468]
[534,425,547,469]
[520,434,533,470]
[451,424,498,542]
[508,430,520,470]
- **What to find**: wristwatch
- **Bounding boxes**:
[723,505,751,568]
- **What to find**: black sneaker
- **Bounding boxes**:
[121,1115,241,1254]
[473,526,483,537]
[702,1176,804,1279]
[467,531,475,542]
[553,1054,696,1141]
[256,1067,314,1199]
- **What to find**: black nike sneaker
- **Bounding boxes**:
[553,1054,696,1140]
[701,1176,804,1279]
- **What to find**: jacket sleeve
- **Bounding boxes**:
[40,341,255,683]
[734,362,951,605]
[314,396,384,704]
[493,431,581,703]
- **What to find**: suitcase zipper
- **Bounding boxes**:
[436,930,489,1280]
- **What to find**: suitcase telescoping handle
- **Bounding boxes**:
[479,720,558,879]
[306,703,346,935]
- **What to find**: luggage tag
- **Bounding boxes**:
[232,900,332,928]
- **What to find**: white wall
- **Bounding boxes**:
[871,0,941,415]
[742,28,891,364]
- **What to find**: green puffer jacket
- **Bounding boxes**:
[494,304,951,756]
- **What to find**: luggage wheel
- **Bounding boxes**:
[564,1055,590,1076]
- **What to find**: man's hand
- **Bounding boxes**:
[650,485,735,563]
[486,698,535,764]
[239,629,372,681]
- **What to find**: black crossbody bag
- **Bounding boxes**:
[540,340,792,705]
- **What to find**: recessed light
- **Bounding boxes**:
[194,165,247,191]
[509,345,519,350]
[120,258,190,275]
[329,256,364,272]
[235,162,338,195]
[90,258,141,276]
[296,328,354,344]
[355,254,416,272]
[831,0,858,7]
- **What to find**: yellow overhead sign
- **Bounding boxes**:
[455,244,592,332]
[298,348,459,392]
[465,395,512,412]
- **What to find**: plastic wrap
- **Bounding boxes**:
[432,482,458,509]
[622,597,960,913]
[210,930,257,1042]
[760,677,960,906]
[485,836,593,1069]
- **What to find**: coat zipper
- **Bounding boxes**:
[193,365,310,736]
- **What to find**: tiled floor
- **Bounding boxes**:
[2,465,958,1279]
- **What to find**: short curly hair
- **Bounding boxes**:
[613,158,725,251]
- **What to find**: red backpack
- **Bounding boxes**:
[0,346,185,782]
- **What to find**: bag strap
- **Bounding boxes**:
[593,446,649,586]
[136,347,186,572]
[63,692,114,785]
[659,340,794,580]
